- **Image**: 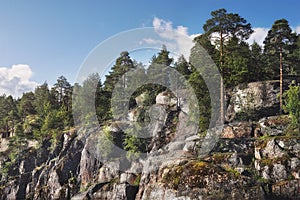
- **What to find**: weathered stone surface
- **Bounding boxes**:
[98,161,120,183]
[156,91,177,106]
[261,139,285,159]
[272,164,287,181]
[226,81,280,122]
[135,92,148,106]
[1,86,300,200]
[220,122,253,138]
[254,115,290,137]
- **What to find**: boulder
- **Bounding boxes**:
[156,91,177,106]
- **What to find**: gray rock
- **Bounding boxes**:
[156,91,177,106]
[141,185,191,200]
[254,116,289,137]
[255,148,262,160]
[272,164,287,181]
[262,166,271,180]
[262,139,285,159]
[290,157,300,170]
[226,81,280,122]
[98,160,120,183]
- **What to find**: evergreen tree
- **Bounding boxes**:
[73,73,106,125]
[223,37,250,87]
[53,76,72,111]
[174,55,192,79]
[193,34,219,64]
[18,92,36,121]
[202,8,253,123]
[248,42,268,82]
[291,35,300,76]
[188,69,211,133]
[0,95,7,132]
[34,82,51,119]
[5,95,19,136]
[263,19,297,113]
[283,84,300,130]
[104,51,134,92]
[0,95,19,136]
[147,45,173,91]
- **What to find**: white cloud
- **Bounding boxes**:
[295,26,300,34]
[149,17,197,60]
[146,17,300,58]
[0,64,38,98]
[247,27,269,46]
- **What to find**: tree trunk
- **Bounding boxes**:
[279,47,283,114]
[220,77,225,124]
[219,32,225,124]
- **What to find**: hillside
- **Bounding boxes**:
[0,81,299,200]
[1,8,300,200]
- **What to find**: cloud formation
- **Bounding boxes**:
[0,64,38,98]
[247,27,269,46]
[142,17,198,60]
[247,25,300,47]
[144,17,300,59]
[295,26,300,34]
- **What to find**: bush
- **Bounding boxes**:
[283,85,300,130]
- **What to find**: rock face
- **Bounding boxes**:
[0,84,300,200]
[226,80,280,122]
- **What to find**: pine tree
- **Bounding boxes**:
[248,42,268,82]
[223,37,251,87]
[147,45,173,91]
[18,92,36,121]
[174,55,192,79]
[34,82,51,119]
[263,19,297,113]
[104,51,134,92]
[53,76,72,111]
[202,8,253,123]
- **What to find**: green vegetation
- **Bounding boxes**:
[123,126,144,160]
[284,85,300,130]
[0,9,299,180]
[97,125,114,159]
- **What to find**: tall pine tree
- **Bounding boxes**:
[263,19,297,113]
[202,8,253,123]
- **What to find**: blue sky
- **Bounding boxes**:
[1,0,300,97]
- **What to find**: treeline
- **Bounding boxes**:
[1,8,300,150]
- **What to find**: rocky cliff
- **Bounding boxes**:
[0,81,299,200]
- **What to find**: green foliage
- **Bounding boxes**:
[248,42,269,81]
[73,73,110,125]
[224,165,240,177]
[188,71,211,133]
[53,76,72,110]
[203,8,253,69]
[0,12,300,185]
[147,46,173,91]
[97,125,114,159]
[123,124,145,160]
[18,92,36,120]
[104,51,135,93]
[34,82,51,119]
[223,38,250,87]
[174,55,192,79]
[263,19,297,78]
[283,84,300,130]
